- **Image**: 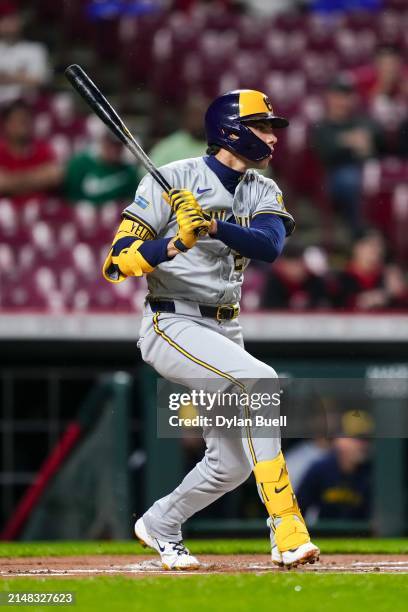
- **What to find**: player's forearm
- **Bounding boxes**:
[139,237,175,265]
[0,164,63,195]
[113,236,174,267]
[167,240,180,258]
[209,215,286,262]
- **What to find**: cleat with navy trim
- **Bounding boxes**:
[134,518,200,571]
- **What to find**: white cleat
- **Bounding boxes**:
[134,517,201,571]
[267,518,283,566]
[271,545,283,567]
[267,517,320,569]
[281,541,320,569]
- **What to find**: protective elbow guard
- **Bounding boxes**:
[103,239,155,282]
[102,217,156,283]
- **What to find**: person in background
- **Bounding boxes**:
[397,115,408,158]
[64,128,140,206]
[172,0,242,14]
[286,439,331,492]
[239,0,300,17]
[261,242,330,310]
[353,45,408,109]
[312,77,384,235]
[148,95,208,168]
[333,229,408,311]
[296,411,373,523]
[0,0,50,106]
[352,45,408,150]
[0,99,62,204]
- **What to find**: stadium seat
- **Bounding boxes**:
[0,5,406,313]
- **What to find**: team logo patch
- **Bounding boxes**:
[134,195,150,209]
[277,193,286,210]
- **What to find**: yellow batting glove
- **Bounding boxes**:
[173,206,211,253]
[168,189,211,219]
[169,189,201,212]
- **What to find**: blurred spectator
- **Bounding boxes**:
[286,439,330,491]
[64,129,140,206]
[353,45,408,108]
[297,435,372,522]
[352,45,408,143]
[0,99,62,205]
[0,0,50,106]
[261,242,330,310]
[397,116,408,158]
[173,0,241,13]
[332,229,408,310]
[148,96,208,168]
[312,77,384,235]
[241,0,300,17]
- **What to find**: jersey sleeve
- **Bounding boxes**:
[252,178,295,237]
[122,171,172,240]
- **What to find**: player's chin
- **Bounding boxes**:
[253,156,272,170]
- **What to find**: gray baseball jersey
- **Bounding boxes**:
[123,156,294,305]
[130,156,294,542]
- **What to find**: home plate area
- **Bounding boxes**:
[1,555,408,577]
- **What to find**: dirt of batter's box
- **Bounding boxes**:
[1,554,408,577]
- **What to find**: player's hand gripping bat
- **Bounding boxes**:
[64,64,209,237]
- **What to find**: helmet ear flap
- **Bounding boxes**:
[221,127,240,142]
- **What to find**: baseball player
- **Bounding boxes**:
[103,90,320,570]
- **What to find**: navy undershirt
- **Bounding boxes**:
[203,154,243,195]
[125,155,286,267]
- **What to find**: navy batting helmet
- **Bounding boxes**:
[205,89,289,162]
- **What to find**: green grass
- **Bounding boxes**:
[1,540,407,612]
[1,575,407,612]
[0,538,407,558]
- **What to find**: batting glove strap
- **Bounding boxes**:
[173,237,189,253]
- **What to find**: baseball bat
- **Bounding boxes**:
[64,64,172,194]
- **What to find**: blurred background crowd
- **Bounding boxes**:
[0,0,407,313]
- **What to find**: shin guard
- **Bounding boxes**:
[253,451,310,552]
